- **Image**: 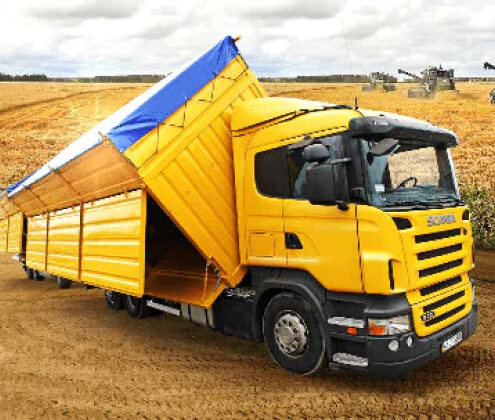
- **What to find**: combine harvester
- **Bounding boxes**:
[483,62,495,103]
[0,36,477,376]
[398,66,457,98]
[361,72,396,92]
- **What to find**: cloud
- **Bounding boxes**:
[0,0,493,78]
[28,0,140,21]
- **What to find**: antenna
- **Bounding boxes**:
[339,20,358,109]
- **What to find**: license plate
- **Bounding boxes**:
[441,331,463,353]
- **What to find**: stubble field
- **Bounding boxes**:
[0,82,494,418]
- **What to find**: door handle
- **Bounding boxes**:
[285,233,303,249]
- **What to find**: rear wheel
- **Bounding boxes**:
[263,292,327,375]
[26,268,34,280]
[57,276,72,289]
[33,270,43,281]
[105,291,124,310]
[125,295,149,319]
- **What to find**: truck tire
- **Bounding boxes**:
[263,292,327,375]
[26,268,34,280]
[105,290,124,310]
[57,276,72,289]
[125,295,148,319]
[33,270,43,281]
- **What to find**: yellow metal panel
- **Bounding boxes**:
[123,57,266,307]
[80,190,146,296]
[0,218,8,252]
[46,206,81,280]
[7,213,23,253]
[26,214,48,271]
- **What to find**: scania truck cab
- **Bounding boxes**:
[229,98,477,376]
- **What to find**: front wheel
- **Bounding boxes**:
[26,268,34,280]
[263,292,327,375]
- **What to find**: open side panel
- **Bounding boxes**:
[0,218,8,252]
[9,143,142,217]
[7,213,23,253]
[80,189,146,296]
[26,214,48,271]
[144,196,220,306]
[127,60,264,292]
[46,206,81,280]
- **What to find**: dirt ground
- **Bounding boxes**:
[0,254,493,419]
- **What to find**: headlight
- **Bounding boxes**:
[368,315,410,336]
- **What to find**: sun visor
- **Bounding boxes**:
[349,115,458,147]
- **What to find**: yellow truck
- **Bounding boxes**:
[0,36,477,376]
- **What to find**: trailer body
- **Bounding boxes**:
[0,37,477,377]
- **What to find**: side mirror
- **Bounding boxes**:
[303,144,330,163]
[305,164,337,205]
[367,138,399,164]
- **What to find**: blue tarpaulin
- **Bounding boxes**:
[8,36,239,197]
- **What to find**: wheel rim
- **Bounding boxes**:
[273,310,308,357]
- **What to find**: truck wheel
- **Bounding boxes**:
[57,276,72,289]
[26,268,34,280]
[263,292,327,375]
[33,270,43,281]
[125,295,148,319]
[105,290,124,310]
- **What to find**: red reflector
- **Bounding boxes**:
[347,327,358,335]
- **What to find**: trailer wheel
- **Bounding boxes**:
[33,270,43,281]
[263,292,327,375]
[125,295,148,319]
[57,276,72,289]
[105,291,124,310]
[26,268,34,280]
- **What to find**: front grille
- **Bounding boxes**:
[417,244,462,261]
[419,259,463,278]
[420,276,462,296]
[415,228,461,244]
[423,290,465,312]
[425,304,466,326]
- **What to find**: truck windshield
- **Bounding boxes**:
[360,139,460,208]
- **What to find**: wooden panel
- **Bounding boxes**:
[46,206,81,280]
[9,143,142,217]
[26,214,48,271]
[80,190,146,296]
[7,212,23,253]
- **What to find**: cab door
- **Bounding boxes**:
[283,138,363,293]
[244,146,287,267]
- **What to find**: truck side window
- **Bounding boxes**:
[255,147,290,198]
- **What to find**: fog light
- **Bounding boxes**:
[388,339,399,352]
[406,336,413,347]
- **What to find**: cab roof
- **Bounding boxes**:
[231,97,349,131]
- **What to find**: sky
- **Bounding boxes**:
[0,0,494,78]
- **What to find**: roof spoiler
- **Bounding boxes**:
[348,115,458,147]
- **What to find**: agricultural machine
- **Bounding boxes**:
[398,66,456,98]
[483,62,495,104]
[362,72,396,92]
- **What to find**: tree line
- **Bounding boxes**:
[0,72,166,83]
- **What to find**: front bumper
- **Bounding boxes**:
[326,300,478,377]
